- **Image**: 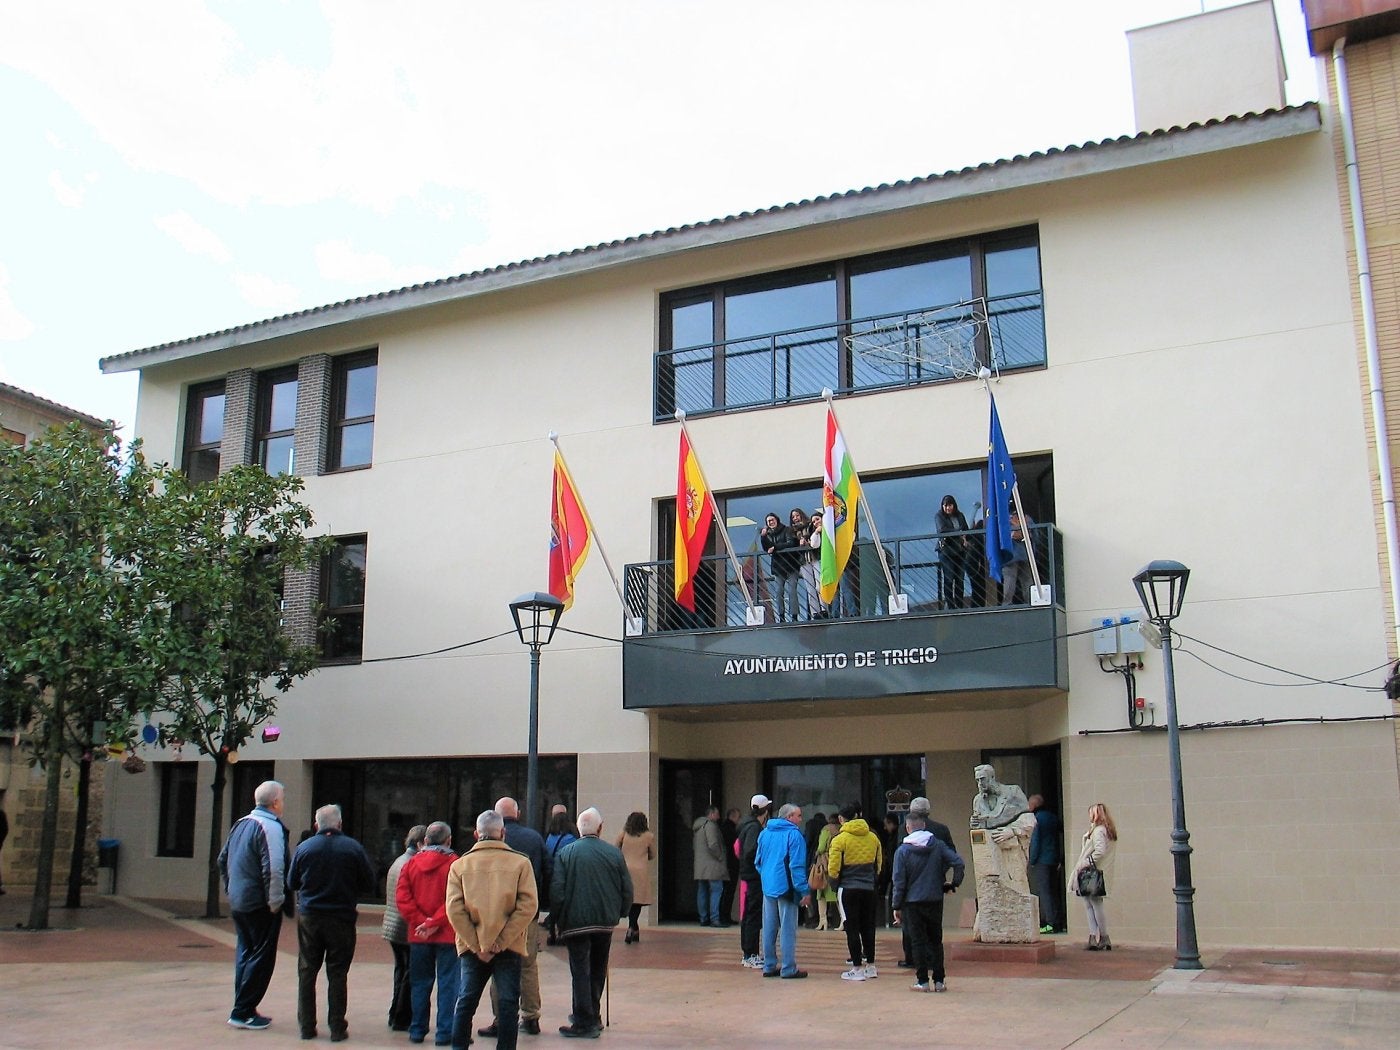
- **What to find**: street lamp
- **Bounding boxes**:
[1132,559,1203,970]
[509,591,564,831]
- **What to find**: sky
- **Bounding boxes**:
[0,1,1318,435]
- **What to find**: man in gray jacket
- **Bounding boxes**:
[892,812,965,993]
[217,780,291,1030]
[691,805,728,927]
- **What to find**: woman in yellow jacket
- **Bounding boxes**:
[1069,802,1117,951]
[828,802,883,980]
[813,815,841,930]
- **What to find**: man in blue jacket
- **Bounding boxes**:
[892,812,965,993]
[1027,794,1062,934]
[287,803,375,1041]
[753,802,811,979]
[218,780,292,1030]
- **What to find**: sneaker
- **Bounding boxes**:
[1040,924,1054,934]
[228,1014,272,1030]
[911,981,930,992]
[864,964,878,979]
[743,954,765,969]
[840,967,867,981]
[933,981,947,993]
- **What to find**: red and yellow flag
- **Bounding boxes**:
[548,450,592,610]
[674,430,712,610]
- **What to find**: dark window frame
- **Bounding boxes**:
[156,761,199,858]
[319,534,367,665]
[181,379,226,482]
[327,349,378,473]
[255,366,298,475]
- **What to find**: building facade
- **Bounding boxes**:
[99,8,1400,949]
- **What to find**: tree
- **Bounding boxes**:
[141,466,327,918]
[0,424,164,930]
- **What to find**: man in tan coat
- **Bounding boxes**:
[445,810,539,1049]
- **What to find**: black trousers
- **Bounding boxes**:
[389,940,412,1028]
[231,907,283,1021]
[297,910,357,1036]
[740,878,763,958]
[719,865,738,923]
[564,932,612,1031]
[840,888,877,967]
[903,899,946,984]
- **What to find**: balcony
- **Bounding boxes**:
[622,525,1068,712]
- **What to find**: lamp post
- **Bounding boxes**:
[509,592,564,831]
[1132,559,1202,970]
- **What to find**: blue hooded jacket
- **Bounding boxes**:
[754,816,810,900]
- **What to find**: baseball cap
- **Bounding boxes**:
[751,794,772,809]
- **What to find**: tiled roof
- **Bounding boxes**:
[100,105,1320,373]
[0,381,109,429]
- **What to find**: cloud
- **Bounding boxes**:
[0,265,37,341]
[155,211,232,264]
[233,271,302,314]
[48,170,86,207]
[315,238,438,289]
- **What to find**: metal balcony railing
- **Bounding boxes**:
[623,524,1064,635]
[653,293,1045,420]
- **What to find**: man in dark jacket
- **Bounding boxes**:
[551,807,632,1039]
[287,803,376,1041]
[892,812,965,993]
[719,807,740,925]
[736,794,771,968]
[478,797,547,1039]
[1027,794,1063,934]
[218,780,291,1031]
[899,796,955,969]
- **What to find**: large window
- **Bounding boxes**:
[157,762,198,858]
[320,535,367,663]
[655,227,1045,419]
[182,380,225,482]
[256,367,298,475]
[328,350,377,471]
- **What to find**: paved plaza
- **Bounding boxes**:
[1,893,1398,1049]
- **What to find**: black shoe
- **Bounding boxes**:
[522,1017,541,1035]
[478,1023,498,1037]
[781,970,809,979]
[762,969,780,977]
[897,960,913,968]
[559,1024,601,1039]
[301,1029,317,1041]
[330,1031,348,1044]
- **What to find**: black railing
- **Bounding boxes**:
[624,524,1064,635]
[654,294,1045,420]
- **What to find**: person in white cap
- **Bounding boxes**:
[735,794,772,968]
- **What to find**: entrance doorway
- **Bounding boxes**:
[658,760,723,922]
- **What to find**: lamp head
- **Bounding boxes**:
[509,591,565,647]
[1133,560,1190,625]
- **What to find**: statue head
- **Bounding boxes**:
[974,764,998,792]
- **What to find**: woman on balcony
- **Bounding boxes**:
[935,495,971,610]
[760,512,801,623]
[792,507,820,621]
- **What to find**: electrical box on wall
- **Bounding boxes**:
[1117,615,1147,654]
[1093,618,1119,655]
[1091,614,1149,656]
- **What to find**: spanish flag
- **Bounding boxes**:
[674,430,712,611]
[548,450,592,610]
[820,407,862,605]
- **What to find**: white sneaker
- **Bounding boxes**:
[741,955,762,969]
[911,981,930,992]
[864,964,878,979]
[933,980,947,993]
[840,967,867,981]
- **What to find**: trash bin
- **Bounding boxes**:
[97,838,120,895]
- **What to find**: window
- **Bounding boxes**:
[256,367,298,475]
[320,535,367,663]
[182,380,225,482]
[655,227,1045,419]
[328,350,377,470]
[157,762,199,858]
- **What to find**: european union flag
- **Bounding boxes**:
[985,395,1018,582]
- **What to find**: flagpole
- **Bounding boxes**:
[674,411,759,615]
[979,378,1044,593]
[549,432,627,608]
[821,390,903,610]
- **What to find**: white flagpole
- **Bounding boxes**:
[549,432,627,609]
[675,411,760,621]
[821,390,906,615]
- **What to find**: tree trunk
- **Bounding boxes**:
[204,751,228,919]
[27,688,65,930]
[64,745,93,908]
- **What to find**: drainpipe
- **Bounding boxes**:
[1333,36,1400,659]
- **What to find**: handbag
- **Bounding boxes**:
[807,850,830,892]
[1077,860,1106,898]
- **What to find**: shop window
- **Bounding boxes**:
[157,762,199,858]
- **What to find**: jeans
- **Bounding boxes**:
[1030,863,1060,929]
[1001,559,1032,605]
[903,899,946,984]
[564,931,612,1032]
[1083,895,1109,939]
[740,878,763,958]
[389,941,412,1028]
[839,887,877,967]
[799,561,822,619]
[489,922,540,1022]
[296,910,357,1036]
[775,572,800,622]
[409,942,460,1044]
[696,879,723,924]
[761,894,800,976]
[231,907,283,1021]
[454,950,521,1050]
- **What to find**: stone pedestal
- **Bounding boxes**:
[969,826,1040,944]
[947,939,1057,963]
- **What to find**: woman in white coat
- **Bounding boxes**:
[1069,802,1117,951]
